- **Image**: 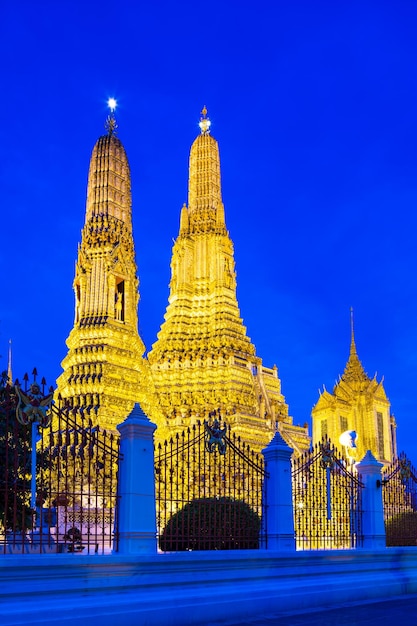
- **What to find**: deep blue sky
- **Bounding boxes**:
[2,1,417,461]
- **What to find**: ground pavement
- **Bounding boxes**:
[210,594,417,625]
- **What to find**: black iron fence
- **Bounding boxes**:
[292,437,363,550]
[155,416,266,551]
[8,367,412,555]
[0,373,120,554]
[383,453,417,546]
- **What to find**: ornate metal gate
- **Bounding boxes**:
[0,372,120,554]
[292,437,363,550]
[155,415,266,551]
[383,453,417,546]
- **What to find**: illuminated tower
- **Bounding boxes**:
[312,310,397,465]
[148,108,310,453]
[56,104,157,430]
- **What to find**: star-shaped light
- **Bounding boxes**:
[107,98,117,113]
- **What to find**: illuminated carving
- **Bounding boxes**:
[204,417,227,455]
[399,457,412,484]
[319,441,336,470]
[16,381,53,427]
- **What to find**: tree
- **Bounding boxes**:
[385,512,417,547]
[159,496,261,551]
[0,372,33,532]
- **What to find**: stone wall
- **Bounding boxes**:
[2,549,417,625]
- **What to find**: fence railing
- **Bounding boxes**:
[155,418,266,551]
[383,453,417,547]
[292,437,364,550]
[1,370,405,555]
[0,375,120,554]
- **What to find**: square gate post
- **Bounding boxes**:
[355,450,386,549]
[116,403,158,554]
[262,431,295,551]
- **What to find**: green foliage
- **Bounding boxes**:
[0,377,33,531]
[159,496,261,551]
[385,512,417,546]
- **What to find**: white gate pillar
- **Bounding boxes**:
[355,450,386,549]
[116,403,157,554]
[262,431,295,551]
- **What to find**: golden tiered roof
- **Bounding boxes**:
[56,110,159,430]
[338,317,370,386]
[312,310,396,464]
[149,109,310,453]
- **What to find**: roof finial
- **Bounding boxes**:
[350,307,357,355]
[7,339,12,385]
[105,98,118,136]
[340,307,369,383]
[199,105,211,135]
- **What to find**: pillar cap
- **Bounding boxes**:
[117,402,157,435]
[262,430,293,456]
[356,449,384,471]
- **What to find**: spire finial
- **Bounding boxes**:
[350,307,357,355]
[199,105,211,135]
[7,339,12,385]
[339,308,369,384]
[105,98,118,136]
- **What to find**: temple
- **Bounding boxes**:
[148,108,310,453]
[311,310,397,465]
[54,107,402,462]
[56,106,159,430]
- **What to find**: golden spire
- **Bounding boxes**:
[187,108,223,224]
[350,306,357,355]
[85,100,131,228]
[55,105,158,431]
[148,110,311,455]
[341,308,369,384]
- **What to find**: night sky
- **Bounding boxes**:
[2,2,417,461]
